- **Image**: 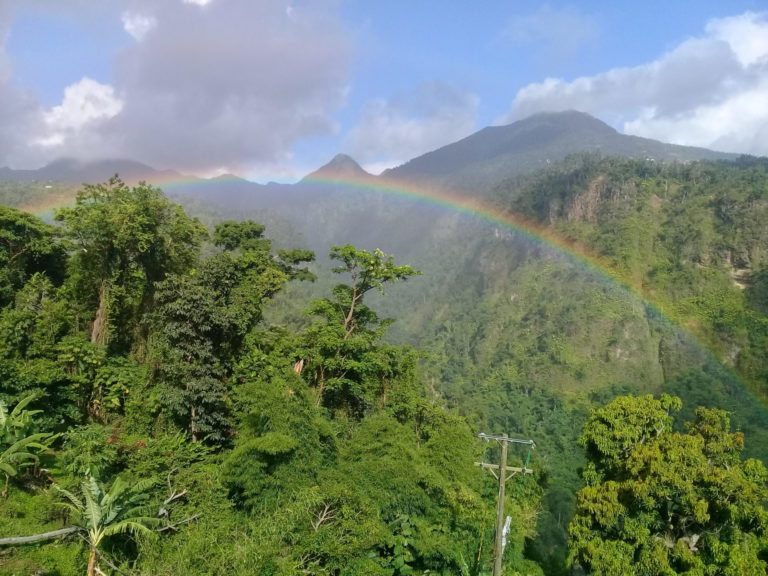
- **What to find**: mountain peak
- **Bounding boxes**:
[511,109,618,134]
[303,154,372,181]
[383,110,733,189]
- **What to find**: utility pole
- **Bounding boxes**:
[476,433,535,576]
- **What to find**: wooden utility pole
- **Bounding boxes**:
[492,437,508,576]
[476,433,535,576]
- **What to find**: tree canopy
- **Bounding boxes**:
[569,394,768,576]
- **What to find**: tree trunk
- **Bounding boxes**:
[91,280,109,345]
[342,288,361,340]
[87,547,98,576]
[0,526,80,546]
[314,367,326,407]
[190,404,198,443]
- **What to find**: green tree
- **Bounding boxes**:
[151,222,313,442]
[56,176,206,352]
[568,394,768,575]
[54,474,160,576]
[299,245,420,415]
[0,206,66,308]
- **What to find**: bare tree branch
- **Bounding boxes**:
[0,526,81,546]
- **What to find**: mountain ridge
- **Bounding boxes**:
[0,111,743,191]
[382,110,738,192]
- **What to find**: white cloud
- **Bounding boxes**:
[35,78,123,149]
[502,11,768,156]
[0,0,352,173]
[347,81,479,172]
[122,11,157,41]
[183,0,213,5]
[707,11,768,67]
[43,78,123,132]
[103,0,351,173]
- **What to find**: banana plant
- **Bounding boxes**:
[54,474,161,576]
[0,394,56,498]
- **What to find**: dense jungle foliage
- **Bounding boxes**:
[3,154,768,576]
[346,154,768,573]
[0,178,542,575]
[394,155,768,574]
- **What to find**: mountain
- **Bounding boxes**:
[383,110,737,192]
[0,111,738,223]
[0,158,176,184]
[154,111,742,259]
[303,153,373,182]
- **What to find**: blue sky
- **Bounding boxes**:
[1,1,767,181]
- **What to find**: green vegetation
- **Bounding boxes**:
[367,154,768,573]
[0,179,538,575]
[569,394,768,575]
[3,153,768,575]
[500,154,768,398]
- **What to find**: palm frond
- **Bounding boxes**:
[4,452,37,466]
[3,433,52,455]
[128,477,157,495]
[0,461,17,477]
[82,476,104,530]
[8,392,42,420]
[101,519,161,540]
[52,484,85,510]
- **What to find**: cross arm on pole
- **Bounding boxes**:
[474,462,533,479]
[477,432,536,448]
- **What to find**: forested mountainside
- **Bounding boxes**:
[358,154,768,572]
[2,115,768,575]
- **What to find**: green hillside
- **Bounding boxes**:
[204,151,768,573]
[169,149,768,573]
[368,154,768,572]
[2,130,768,574]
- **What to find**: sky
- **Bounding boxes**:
[1,0,768,181]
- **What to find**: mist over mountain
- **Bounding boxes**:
[0,111,734,196]
[145,111,739,256]
[0,158,179,185]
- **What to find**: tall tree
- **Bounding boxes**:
[568,394,768,576]
[56,177,206,352]
[151,221,313,442]
[299,245,420,415]
[0,206,66,308]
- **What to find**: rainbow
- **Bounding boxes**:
[301,173,638,292]
[16,168,724,315]
[287,174,768,417]
[20,168,722,324]
[20,168,757,404]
